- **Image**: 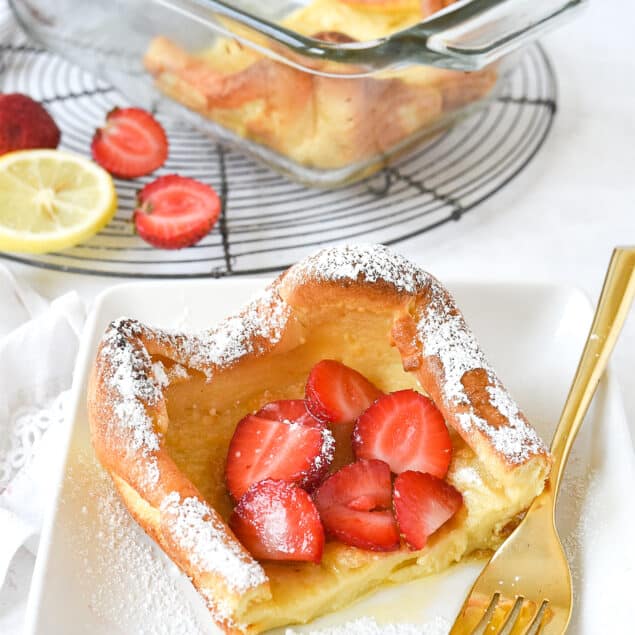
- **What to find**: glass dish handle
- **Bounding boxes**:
[405,0,588,70]
[140,0,587,74]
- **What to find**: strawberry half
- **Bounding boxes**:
[0,94,60,155]
[133,174,220,249]
[229,479,324,563]
[305,360,382,424]
[393,471,463,550]
[91,107,168,178]
[353,389,452,478]
[256,399,322,428]
[225,414,334,500]
[314,459,399,551]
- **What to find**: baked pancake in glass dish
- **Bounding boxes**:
[143,0,497,172]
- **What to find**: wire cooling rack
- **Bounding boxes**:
[0,2,557,278]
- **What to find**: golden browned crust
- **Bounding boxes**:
[88,245,550,633]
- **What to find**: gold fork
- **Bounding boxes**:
[450,246,635,635]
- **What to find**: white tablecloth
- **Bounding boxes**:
[1,0,634,631]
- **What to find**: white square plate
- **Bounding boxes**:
[24,279,634,634]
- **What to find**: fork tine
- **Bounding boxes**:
[517,600,549,635]
[449,592,500,635]
[471,593,501,635]
[490,596,524,635]
[460,593,500,635]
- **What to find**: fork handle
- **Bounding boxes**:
[550,246,635,494]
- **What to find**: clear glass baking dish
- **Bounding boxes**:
[9,0,585,187]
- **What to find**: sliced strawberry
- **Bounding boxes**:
[305,360,382,424]
[314,459,399,551]
[393,471,463,550]
[91,107,168,178]
[133,174,220,249]
[229,479,324,563]
[225,414,334,500]
[353,389,452,478]
[256,399,322,428]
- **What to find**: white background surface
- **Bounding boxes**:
[1,0,634,631]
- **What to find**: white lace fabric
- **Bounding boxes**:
[0,264,85,600]
[0,394,68,493]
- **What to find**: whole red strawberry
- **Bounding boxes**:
[0,94,61,155]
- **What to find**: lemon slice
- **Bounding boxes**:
[0,149,117,254]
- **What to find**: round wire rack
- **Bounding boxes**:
[0,2,557,278]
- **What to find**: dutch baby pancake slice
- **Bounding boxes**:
[88,245,551,634]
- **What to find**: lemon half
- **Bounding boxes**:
[0,149,117,254]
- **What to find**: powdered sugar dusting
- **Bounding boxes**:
[450,465,483,487]
[100,319,162,485]
[417,281,546,464]
[560,469,599,588]
[285,616,450,634]
[272,421,335,487]
[485,382,544,459]
[235,480,322,557]
[417,287,486,403]
[160,492,266,592]
[264,498,295,554]
[170,363,189,380]
[64,451,207,634]
[152,360,170,389]
[174,285,291,377]
[315,425,335,475]
[286,244,430,294]
[199,588,235,630]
